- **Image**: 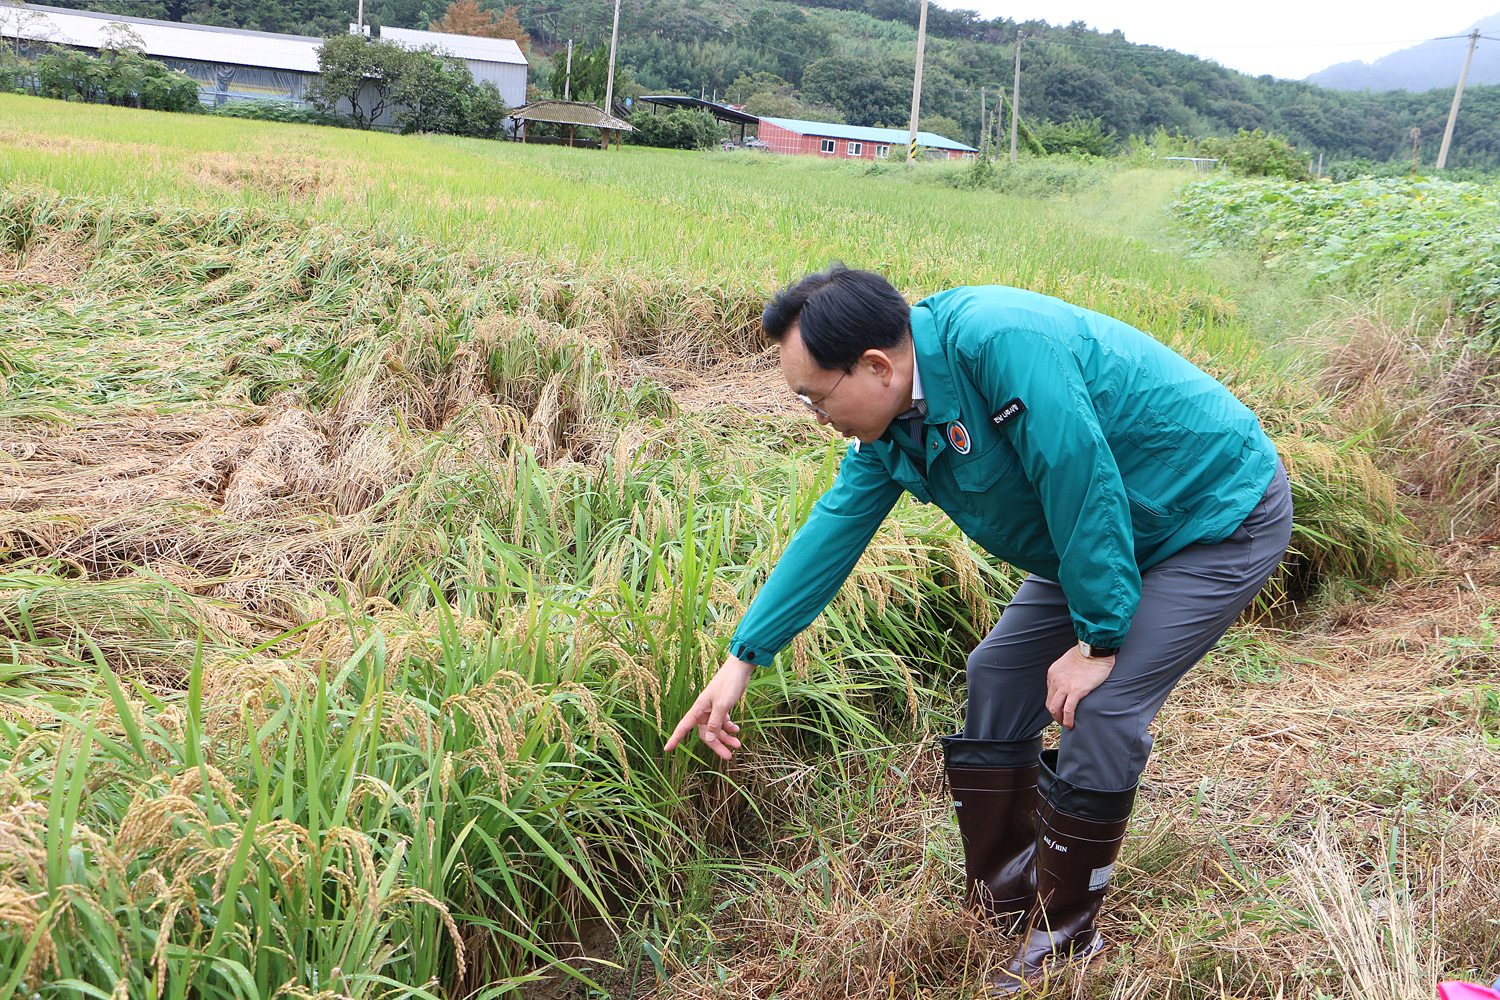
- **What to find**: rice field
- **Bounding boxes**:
[0,94,1496,1000]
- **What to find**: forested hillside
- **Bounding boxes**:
[43,0,1500,166]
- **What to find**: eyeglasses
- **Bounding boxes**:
[794,368,849,419]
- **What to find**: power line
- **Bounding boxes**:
[1037,35,1437,53]
[1199,38,1452,49]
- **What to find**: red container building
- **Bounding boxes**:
[756,117,976,161]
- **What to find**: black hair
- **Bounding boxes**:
[760,263,910,372]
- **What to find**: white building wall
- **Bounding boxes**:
[464,59,526,107]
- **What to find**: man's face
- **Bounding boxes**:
[779,322,910,444]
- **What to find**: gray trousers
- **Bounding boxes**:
[963,462,1294,794]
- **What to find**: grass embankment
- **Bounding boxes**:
[0,95,1492,999]
[1175,174,1500,532]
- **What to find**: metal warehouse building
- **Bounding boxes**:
[2,4,321,106]
[0,4,528,110]
[757,117,976,161]
[379,26,526,104]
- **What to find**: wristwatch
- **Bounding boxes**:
[1078,641,1119,658]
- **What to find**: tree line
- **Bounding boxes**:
[37,0,1500,167]
[518,0,1500,167]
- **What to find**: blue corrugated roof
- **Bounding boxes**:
[759,117,975,152]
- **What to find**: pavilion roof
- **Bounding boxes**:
[511,100,633,130]
[638,95,759,126]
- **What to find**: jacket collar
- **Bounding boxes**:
[910,304,958,424]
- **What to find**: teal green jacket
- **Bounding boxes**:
[727,285,1279,667]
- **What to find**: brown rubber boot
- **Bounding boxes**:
[939,734,1043,932]
[989,751,1135,995]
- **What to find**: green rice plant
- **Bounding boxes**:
[0,628,648,997]
[0,524,978,996]
[1275,435,1427,599]
[0,565,251,675]
[0,96,1256,354]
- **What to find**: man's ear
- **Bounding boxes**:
[863,349,896,386]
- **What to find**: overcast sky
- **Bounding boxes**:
[960,1,1498,79]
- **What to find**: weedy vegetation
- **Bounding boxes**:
[0,94,1497,1000]
[1175,174,1500,533]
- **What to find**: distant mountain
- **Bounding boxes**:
[1308,15,1500,91]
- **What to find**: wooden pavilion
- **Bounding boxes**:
[510,100,634,150]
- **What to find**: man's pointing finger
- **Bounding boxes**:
[664,702,706,752]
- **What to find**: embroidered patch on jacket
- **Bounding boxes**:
[947,421,971,454]
[991,398,1026,426]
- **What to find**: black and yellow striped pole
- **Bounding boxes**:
[905,0,929,164]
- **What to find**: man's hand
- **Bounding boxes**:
[664,656,755,760]
[1046,644,1116,730]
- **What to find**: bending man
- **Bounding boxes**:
[664,265,1292,993]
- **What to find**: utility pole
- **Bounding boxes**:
[604,0,621,115]
[1437,27,1481,170]
[356,0,364,32]
[980,86,987,158]
[564,38,573,100]
[1010,32,1024,164]
[905,0,929,164]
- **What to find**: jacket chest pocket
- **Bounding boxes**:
[948,435,1016,493]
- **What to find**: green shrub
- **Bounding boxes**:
[210,99,348,126]
[1324,156,1500,185]
[1033,115,1114,157]
[1171,174,1500,330]
[0,57,27,93]
[391,48,511,139]
[951,156,1114,199]
[432,78,511,139]
[309,34,511,138]
[627,108,726,150]
[1197,128,1310,181]
[1323,156,1413,182]
[26,47,199,111]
